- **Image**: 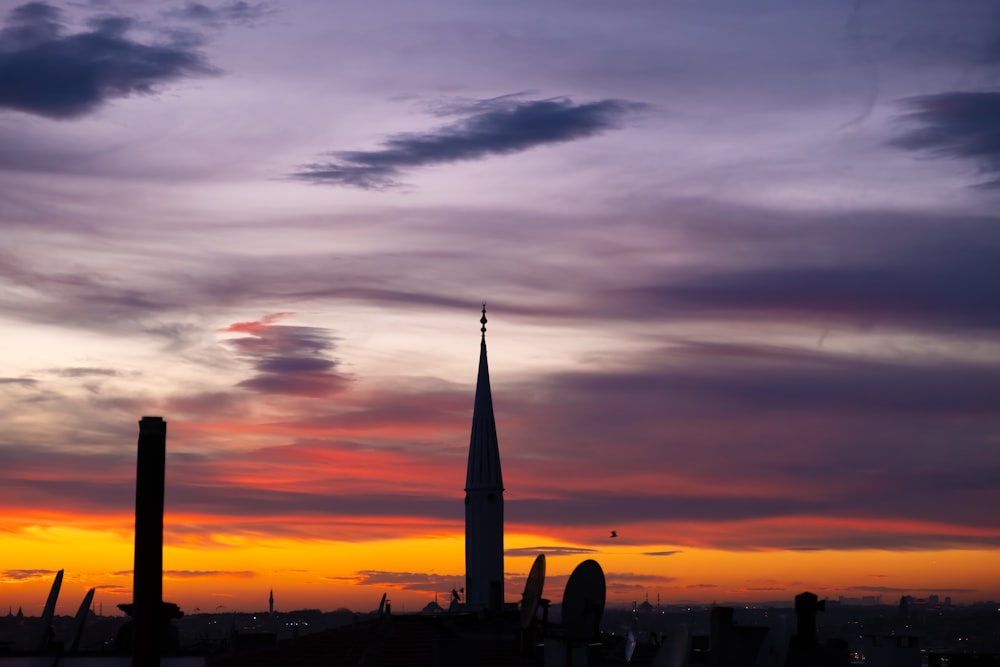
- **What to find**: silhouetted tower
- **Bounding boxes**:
[269,589,274,616]
[133,416,166,667]
[464,305,504,610]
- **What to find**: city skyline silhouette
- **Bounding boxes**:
[1,0,999,622]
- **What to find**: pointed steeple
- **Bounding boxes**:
[466,304,503,491]
[464,304,505,609]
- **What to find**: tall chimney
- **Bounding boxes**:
[133,416,166,667]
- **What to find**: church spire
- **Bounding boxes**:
[464,304,504,609]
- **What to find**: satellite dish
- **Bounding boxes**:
[560,559,606,642]
[520,554,546,630]
[377,592,387,616]
[625,616,640,662]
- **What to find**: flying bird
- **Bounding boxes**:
[610,530,618,538]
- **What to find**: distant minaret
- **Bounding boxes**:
[464,304,505,609]
[269,588,274,616]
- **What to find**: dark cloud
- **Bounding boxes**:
[602,207,1000,333]
[891,92,1000,188]
[0,2,216,119]
[292,95,648,189]
[351,570,462,592]
[643,551,682,557]
[1,568,56,581]
[222,314,350,397]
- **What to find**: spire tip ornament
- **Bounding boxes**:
[480,303,487,337]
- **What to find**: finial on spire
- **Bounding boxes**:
[480,303,487,338]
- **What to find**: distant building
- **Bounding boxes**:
[464,306,504,610]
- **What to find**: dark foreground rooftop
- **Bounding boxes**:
[209,612,522,667]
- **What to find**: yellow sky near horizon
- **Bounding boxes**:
[2,524,997,617]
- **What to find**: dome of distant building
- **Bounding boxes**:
[422,599,444,614]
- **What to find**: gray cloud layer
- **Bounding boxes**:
[2,321,997,552]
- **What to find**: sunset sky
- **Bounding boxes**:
[2,0,999,617]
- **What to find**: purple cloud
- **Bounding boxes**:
[163,2,272,27]
[292,95,648,189]
[0,2,216,119]
[891,92,1000,188]
[222,314,350,397]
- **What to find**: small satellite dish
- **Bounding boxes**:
[36,569,63,652]
[625,628,638,662]
[69,587,96,652]
[560,559,606,642]
[520,554,546,630]
[753,616,788,667]
[652,624,689,667]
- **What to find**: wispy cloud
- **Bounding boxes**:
[0,2,216,119]
[163,2,272,27]
[165,570,256,579]
[0,568,57,583]
[0,377,37,387]
[47,367,121,378]
[292,95,648,189]
[505,546,598,558]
